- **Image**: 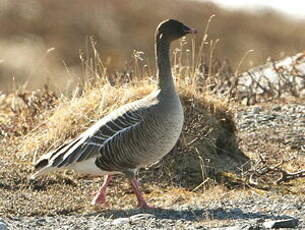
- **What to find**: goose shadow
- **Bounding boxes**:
[85,207,294,222]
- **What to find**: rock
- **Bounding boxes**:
[111,217,130,225]
[0,221,8,230]
[129,213,155,222]
[251,106,262,114]
[110,214,155,226]
[272,106,281,111]
[263,218,299,229]
[211,224,261,230]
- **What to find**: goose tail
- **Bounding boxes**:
[30,140,77,180]
[30,148,62,180]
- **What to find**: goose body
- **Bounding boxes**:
[33,89,183,177]
[31,19,197,208]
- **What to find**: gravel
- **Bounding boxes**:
[3,103,305,229]
[0,220,8,230]
[236,105,305,132]
[235,104,305,154]
[3,193,305,229]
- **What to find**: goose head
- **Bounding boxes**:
[156,19,197,42]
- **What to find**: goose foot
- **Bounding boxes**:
[91,192,107,206]
[129,178,155,209]
[91,175,112,206]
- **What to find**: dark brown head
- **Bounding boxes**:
[156,19,197,42]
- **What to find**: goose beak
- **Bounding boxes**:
[184,27,197,34]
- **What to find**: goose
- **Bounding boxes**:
[31,19,197,209]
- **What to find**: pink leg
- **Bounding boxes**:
[91,175,112,206]
[129,179,155,209]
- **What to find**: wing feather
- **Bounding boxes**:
[33,104,144,176]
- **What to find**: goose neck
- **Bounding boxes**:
[156,38,174,91]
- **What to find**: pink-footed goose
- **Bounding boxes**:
[31,19,197,209]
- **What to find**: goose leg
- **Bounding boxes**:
[91,174,112,206]
[129,178,154,209]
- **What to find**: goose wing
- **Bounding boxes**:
[33,104,146,174]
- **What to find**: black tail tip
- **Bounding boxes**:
[34,159,49,170]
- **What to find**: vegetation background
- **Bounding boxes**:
[0,0,304,93]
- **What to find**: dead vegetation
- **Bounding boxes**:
[234,52,305,105]
[247,156,305,186]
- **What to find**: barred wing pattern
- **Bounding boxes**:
[36,106,144,172]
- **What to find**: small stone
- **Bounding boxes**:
[211,224,260,230]
[111,217,130,225]
[110,213,156,226]
[263,218,299,229]
[0,221,8,230]
[272,106,281,111]
[251,106,262,114]
[129,213,155,222]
